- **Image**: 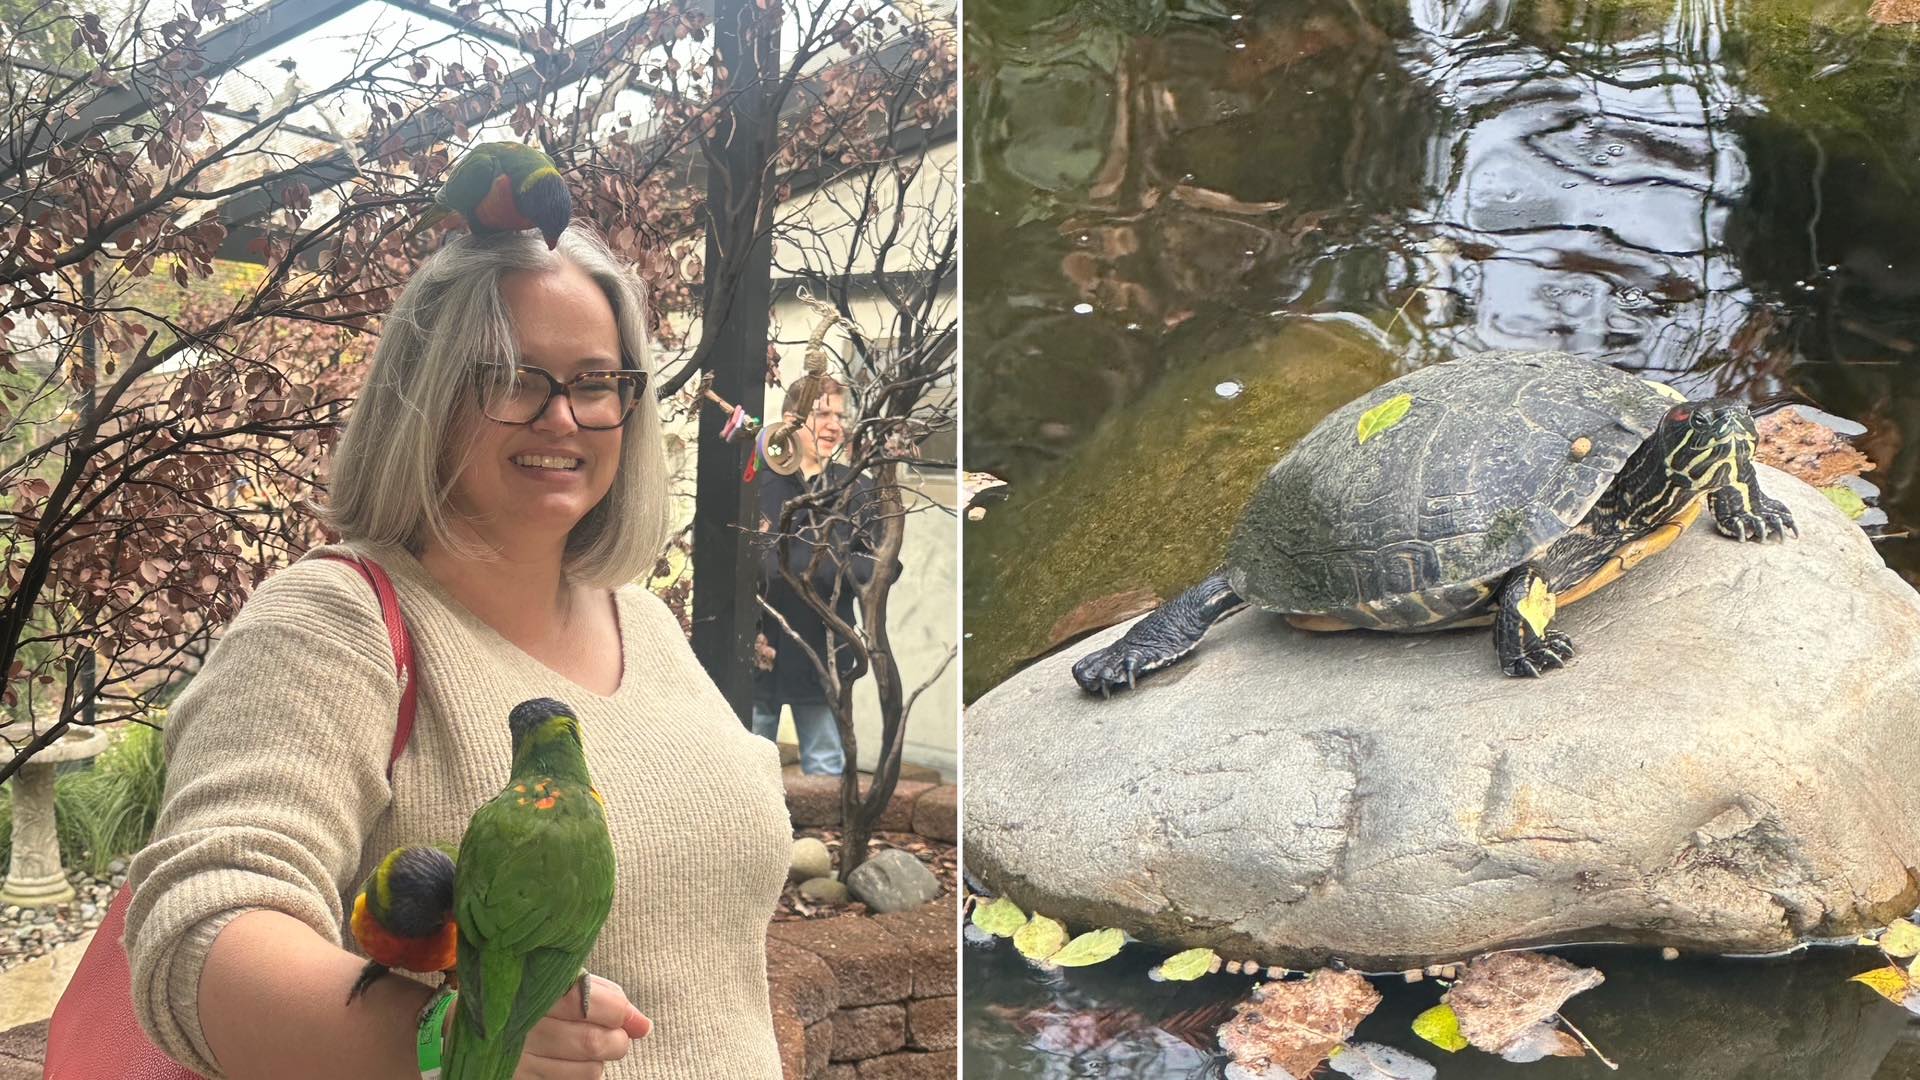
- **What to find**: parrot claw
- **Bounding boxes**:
[346,962,390,1007]
[577,970,593,1019]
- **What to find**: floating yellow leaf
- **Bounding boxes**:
[1850,965,1912,1005]
[1155,947,1217,981]
[1822,487,1869,520]
[972,896,1028,938]
[1356,394,1413,445]
[1412,1004,1469,1052]
[1050,927,1128,967]
[1882,919,1920,958]
[1014,914,1070,961]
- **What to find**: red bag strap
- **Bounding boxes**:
[316,553,417,780]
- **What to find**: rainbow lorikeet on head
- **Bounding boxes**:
[430,141,572,249]
[444,697,616,1080]
[345,844,460,1005]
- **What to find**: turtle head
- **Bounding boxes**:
[1650,399,1756,490]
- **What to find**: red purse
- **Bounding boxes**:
[43,554,417,1080]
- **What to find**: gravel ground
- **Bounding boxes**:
[0,860,123,975]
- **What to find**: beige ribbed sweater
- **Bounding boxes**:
[123,541,791,1078]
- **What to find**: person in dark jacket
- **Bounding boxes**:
[752,376,886,774]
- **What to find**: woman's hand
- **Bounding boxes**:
[510,974,653,1079]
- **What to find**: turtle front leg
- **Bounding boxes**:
[1072,571,1244,696]
[1493,564,1576,678]
[1708,456,1797,542]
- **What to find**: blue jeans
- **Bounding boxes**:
[751,702,846,776]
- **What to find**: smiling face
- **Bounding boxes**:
[444,258,626,550]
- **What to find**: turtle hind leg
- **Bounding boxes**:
[1072,571,1244,696]
[1493,564,1576,678]
[1709,456,1797,542]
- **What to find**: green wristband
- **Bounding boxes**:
[416,987,457,1080]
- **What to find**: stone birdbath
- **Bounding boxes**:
[1,726,108,908]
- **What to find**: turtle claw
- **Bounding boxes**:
[1503,631,1576,678]
[1713,492,1797,543]
[1072,643,1159,696]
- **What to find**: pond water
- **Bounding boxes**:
[962,0,1920,1073]
[963,936,1920,1077]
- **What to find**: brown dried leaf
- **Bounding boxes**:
[1871,0,1920,24]
[1442,952,1603,1054]
[1755,408,1875,489]
[1218,969,1383,1078]
[1046,588,1162,651]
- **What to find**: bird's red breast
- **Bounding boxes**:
[350,892,458,975]
[472,172,536,233]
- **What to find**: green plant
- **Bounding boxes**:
[0,719,166,878]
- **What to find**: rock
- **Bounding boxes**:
[846,849,943,914]
[911,785,958,843]
[964,465,1920,967]
[107,859,125,875]
[791,837,833,883]
[799,877,850,904]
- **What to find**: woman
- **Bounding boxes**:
[124,224,792,1078]
[751,377,886,775]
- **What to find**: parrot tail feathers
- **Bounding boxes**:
[442,1017,523,1080]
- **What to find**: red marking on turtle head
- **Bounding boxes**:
[1668,405,1692,424]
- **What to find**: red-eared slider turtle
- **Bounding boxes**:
[1073,351,1797,691]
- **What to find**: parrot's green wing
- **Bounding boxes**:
[434,143,506,217]
[453,785,616,1043]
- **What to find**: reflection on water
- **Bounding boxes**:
[964,939,1920,1078]
[965,0,1920,697]
[964,0,1920,1073]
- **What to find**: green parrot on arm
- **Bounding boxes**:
[444,697,616,1080]
[425,142,573,249]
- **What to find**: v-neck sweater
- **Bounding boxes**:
[123,541,791,1078]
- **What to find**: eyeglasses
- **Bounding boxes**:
[476,364,647,430]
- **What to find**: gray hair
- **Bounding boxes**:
[319,222,668,587]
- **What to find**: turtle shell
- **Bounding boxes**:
[1225,350,1676,628]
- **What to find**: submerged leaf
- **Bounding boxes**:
[1155,947,1219,981]
[1014,914,1070,961]
[1411,1004,1468,1053]
[1442,952,1603,1054]
[1219,969,1383,1078]
[1496,1021,1585,1063]
[972,896,1028,938]
[1327,1041,1438,1079]
[1051,927,1127,967]
[1356,394,1413,445]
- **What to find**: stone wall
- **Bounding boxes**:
[766,898,957,1079]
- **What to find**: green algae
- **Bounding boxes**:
[962,320,1398,701]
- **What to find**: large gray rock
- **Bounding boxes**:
[846,849,943,913]
[964,464,1920,968]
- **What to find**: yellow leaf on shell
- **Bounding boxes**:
[1356,394,1413,445]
